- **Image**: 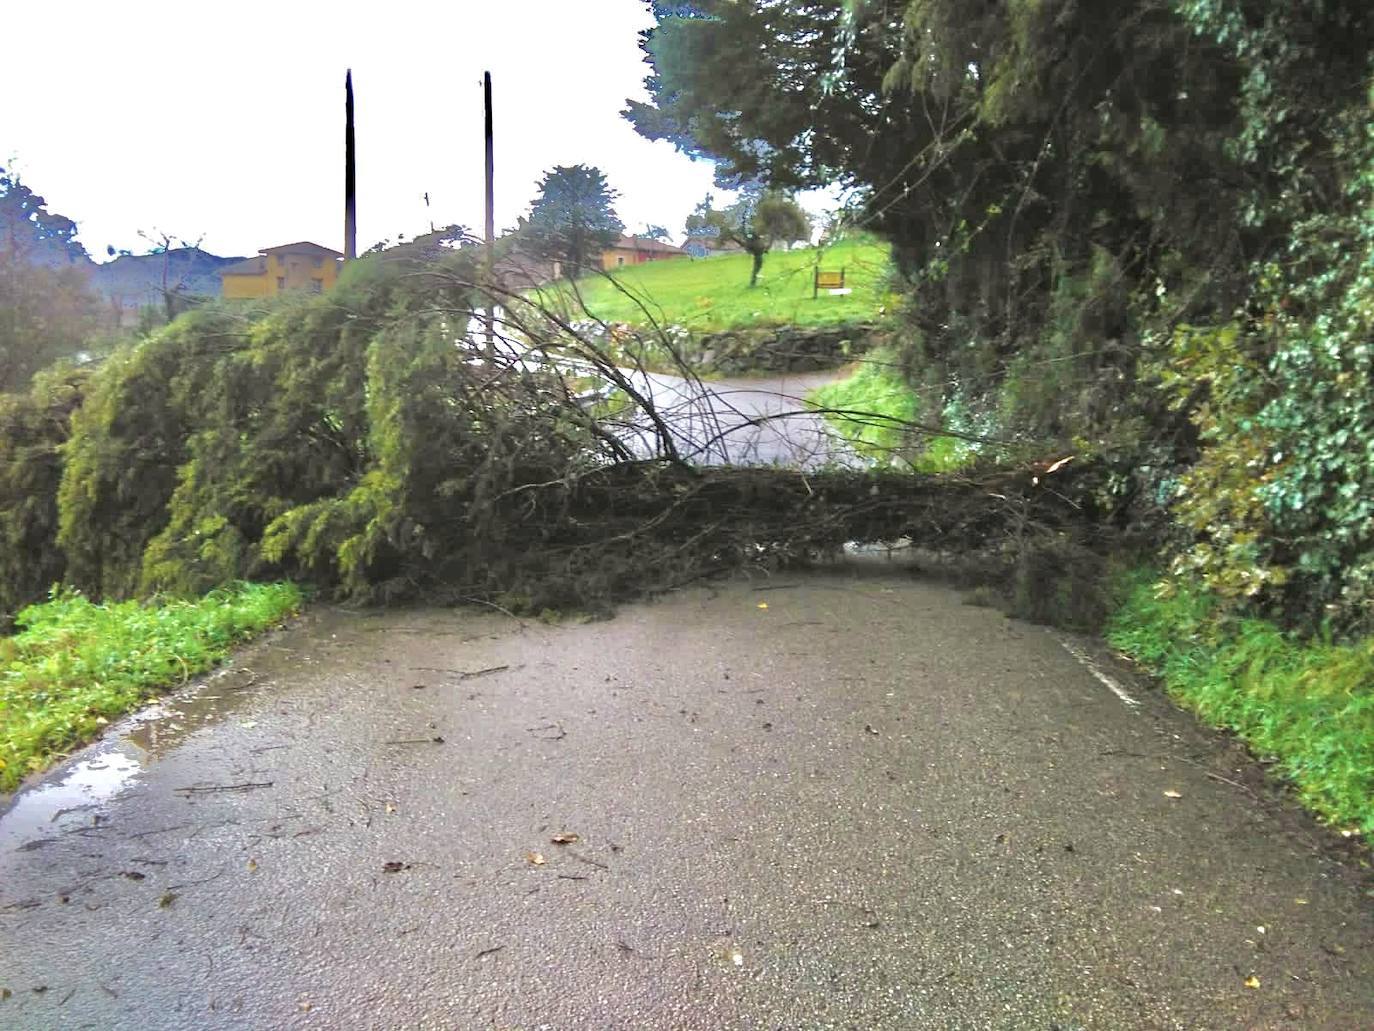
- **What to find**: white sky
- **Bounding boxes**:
[0,0,762,260]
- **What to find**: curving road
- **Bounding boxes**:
[2,562,1371,1029]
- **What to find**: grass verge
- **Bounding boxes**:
[0,581,301,792]
[808,351,980,472]
[1107,569,1374,835]
[535,238,894,333]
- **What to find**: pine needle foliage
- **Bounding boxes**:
[52,247,600,606]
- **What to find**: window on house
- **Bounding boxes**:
[276,277,285,290]
[616,256,625,267]
[311,279,323,293]
[313,257,323,268]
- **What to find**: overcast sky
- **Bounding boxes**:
[0,0,753,260]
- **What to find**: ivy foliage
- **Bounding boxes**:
[1155,5,1374,631]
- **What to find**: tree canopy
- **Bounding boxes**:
[522,164,625,273]
[686,185,810,286]
[628,0,1374,633]
[0,167,99,392]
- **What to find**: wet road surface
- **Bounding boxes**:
[622,368,855,468]
[2,566,1372,1029]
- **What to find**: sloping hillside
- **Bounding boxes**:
[91,247,245,309]
[538,238,892,332]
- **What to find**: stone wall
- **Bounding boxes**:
[696,322,877,375]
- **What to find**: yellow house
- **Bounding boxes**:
[220,241,344,299]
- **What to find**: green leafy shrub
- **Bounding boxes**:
[0,362,91,622]
[810,350,989,472]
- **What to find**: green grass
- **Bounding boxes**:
[1107,570,1374,835]
[0,582,301,792]
[537,238,894,333]
[808,351,981,472]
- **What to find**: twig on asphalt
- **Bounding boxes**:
[455,595,529,628]
[409,664,518,680]
[566,850,609,871]
[460,664,513,680]
[168,871,226,891]
[1205,770,1257,795]
[173,782,273,795]
[474,945,504,959]
[383,737,445,745]
[526,722,566,741]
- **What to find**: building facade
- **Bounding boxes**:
[220,241,343,299]
[600,235,687,270]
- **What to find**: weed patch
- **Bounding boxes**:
[1107,571,1374,834]
[0,581,300,791]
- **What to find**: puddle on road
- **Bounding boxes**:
[0,664,270,856]
[0,746,143,855]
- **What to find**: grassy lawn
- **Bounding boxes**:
[535,238,893,333]
[1107,570,1374,835]
[0,582,301,792]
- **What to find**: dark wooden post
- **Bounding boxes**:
[344,70,357,261]
[483,70,496,358]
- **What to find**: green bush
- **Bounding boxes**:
[809,350,985,472]
[0,362,91,622]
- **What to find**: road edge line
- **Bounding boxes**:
[1058,636,1141,710]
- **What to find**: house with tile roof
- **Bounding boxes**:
[220,241,344,299]
[600,235,687,271]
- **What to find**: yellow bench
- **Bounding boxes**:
[813,268,847,297]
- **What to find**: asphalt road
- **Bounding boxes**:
[2,565,1371,1029]
[621,367,855,467]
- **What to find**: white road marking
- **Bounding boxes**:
[1059,637,1140,709]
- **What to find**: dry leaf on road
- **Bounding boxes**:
[526,851,547,866]
[551,833,580,845]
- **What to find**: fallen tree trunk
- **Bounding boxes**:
[438,457,1108,614]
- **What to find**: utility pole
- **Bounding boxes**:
[344,69,357,261]
[483,70,496,358]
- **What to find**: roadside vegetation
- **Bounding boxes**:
[2,0,1371,842]
[0,581,300,792]
[1107,571,1374,835]
[541,237,892,333]
[808,350,986,473]
[629,3,1374,834]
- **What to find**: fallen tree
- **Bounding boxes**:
[1,247,1114,623]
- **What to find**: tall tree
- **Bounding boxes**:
[0,167,98,391]
[0,166,88,267]
[523,165,624,274]
[687,186,809,286]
